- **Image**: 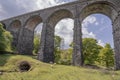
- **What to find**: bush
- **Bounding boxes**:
[0,23,13,52]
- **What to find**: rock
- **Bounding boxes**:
[0,71,3,75]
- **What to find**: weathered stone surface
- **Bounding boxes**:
[113,15,120,70]
[7,20,21,49]
[17,28,34,55]
[72,5,83,66]
[0,0,120,69]
[38,22,55,63]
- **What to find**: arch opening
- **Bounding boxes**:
[33,23,43,55]
[79,1,118,69]
[43,9,74,63]
[20,15,43,55]
[54,18,74,65]
[81,13,114,68]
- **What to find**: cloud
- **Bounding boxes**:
[82,16,97,27]
[95,22,99,26]
[0,0,76,20]
[34,23,43,34]
[98,40,105,47]
[82,15,105,47]
[0,0,75,49]
[55,19,74,49]
[0,0,106,48]
[35,15,104,48]
[0,4,6,19]
[36,0,64,9]
[0,0,28,20]
[82,16,97,39]
[54,15,104,49]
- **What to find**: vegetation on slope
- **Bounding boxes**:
[0,23,13,52]
[0,54,120,80]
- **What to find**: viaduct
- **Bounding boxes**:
[0,0,120,70]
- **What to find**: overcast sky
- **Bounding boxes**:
[0,0,114,49]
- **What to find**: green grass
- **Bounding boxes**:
[0,54,120,80]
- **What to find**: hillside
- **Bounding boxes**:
[0,54,120,80]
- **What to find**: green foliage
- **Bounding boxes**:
[69,42,73,48]
[55,37,114,68]
[0,54,120,80]
[58,48,72,65]
[54,35,62,49]
[54,36,72,65]
[54,48,61,63]
[54,35,62,63]
[33,34,40,54]
[82,38,102,65]
[0,23,13,52]
[99,44,114,68]
[0,23,6,51]
[82,38,114,68]
[54,48,73,65]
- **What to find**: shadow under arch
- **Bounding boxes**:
[25,15,43,31]
[8,20,21,49]
[17,15,43,55]
[9,20,21,31]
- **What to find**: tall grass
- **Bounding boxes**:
[0,54,120,80]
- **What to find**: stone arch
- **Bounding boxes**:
[8,20,21,48]
[18,15,43,55]
[39,9,74,63]
[80,1,118,22]
[9,20,21,31]
[25,15,42,31]
[78,1,120,70]
[48,9,74,27]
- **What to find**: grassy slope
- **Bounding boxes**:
[0,54,120,80]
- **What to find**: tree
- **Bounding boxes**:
[54,35,73,65]
[82,38,103,65]
[69,42,73,48]
[54,35,62,63]
[69,38,103,65]
[33,33,40,54]
[0,23,13,52]
[54,35,62,49]
[58,48,72,65]
[99,44,114,68]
